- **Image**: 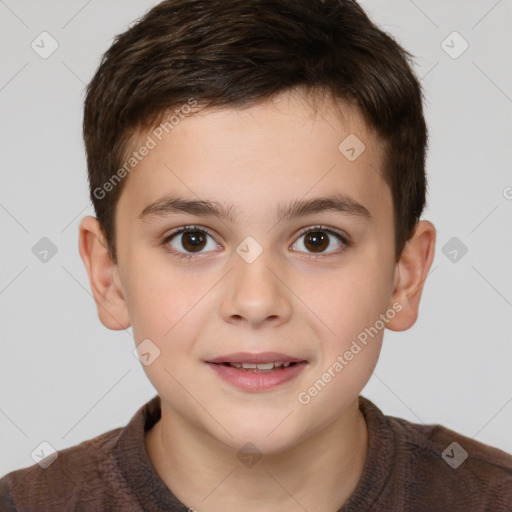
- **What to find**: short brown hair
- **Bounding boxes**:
[83,0,427,263]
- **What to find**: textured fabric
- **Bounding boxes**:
[1,395,511,511]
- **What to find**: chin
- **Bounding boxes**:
[209,415,306,456]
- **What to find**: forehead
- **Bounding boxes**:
[116,90,390,229]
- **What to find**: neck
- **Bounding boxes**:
[146,398,368,512]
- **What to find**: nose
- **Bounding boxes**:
[220,248,293,329]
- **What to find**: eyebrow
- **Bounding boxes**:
[139,194,372,224]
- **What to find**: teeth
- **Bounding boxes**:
[256,362,274,370]
[228,361,295,370]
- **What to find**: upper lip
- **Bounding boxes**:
[206,352,306,364]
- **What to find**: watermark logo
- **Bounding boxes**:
[32,237,58,263]
[31,441,58,468]
[237,442,262,468]
[338,134,366,162]
[442,441,468,469]
[133,338,161,366]
[31,31,59,59]
[442,236,468,263]
[236,236,263,264]
[441,31,469,60]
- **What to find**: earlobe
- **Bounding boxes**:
[78,216,131,330]
[386,221,436,332]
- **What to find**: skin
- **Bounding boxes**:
[79,89,436,511]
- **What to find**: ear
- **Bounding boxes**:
[78,215,131,330]
[386,220,436,331]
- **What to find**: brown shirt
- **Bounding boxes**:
[1,395,511,511]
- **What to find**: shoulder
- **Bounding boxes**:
[0,397,163,511]
[0,426,128,510]
[388,410,512,509]
[354,396,512,511]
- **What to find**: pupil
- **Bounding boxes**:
[305,231,327,253]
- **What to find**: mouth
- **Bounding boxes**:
[205,352,308,391]
[215,361,298,373]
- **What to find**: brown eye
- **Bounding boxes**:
[303,231,329,253]
[180,230,207,252]
[291,227,346,255]
[165,227,219,257]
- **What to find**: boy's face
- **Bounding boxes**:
[96,91,406,452]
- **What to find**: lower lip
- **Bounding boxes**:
[206,362,307,392]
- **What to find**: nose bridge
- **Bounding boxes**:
[221,239,292,327]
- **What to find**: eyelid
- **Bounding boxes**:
[163,224,216,240]
[294,224,349,242]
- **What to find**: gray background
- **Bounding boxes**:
[1,0,511,476]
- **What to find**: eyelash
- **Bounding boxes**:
[161,224,350,260]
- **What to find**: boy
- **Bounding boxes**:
[1,0,511,510]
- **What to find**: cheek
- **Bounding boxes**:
[297,336,382,427]
[304,261,393,336]
[297,259,392,399]
[123,255,207,341]
[125,266,210,402]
